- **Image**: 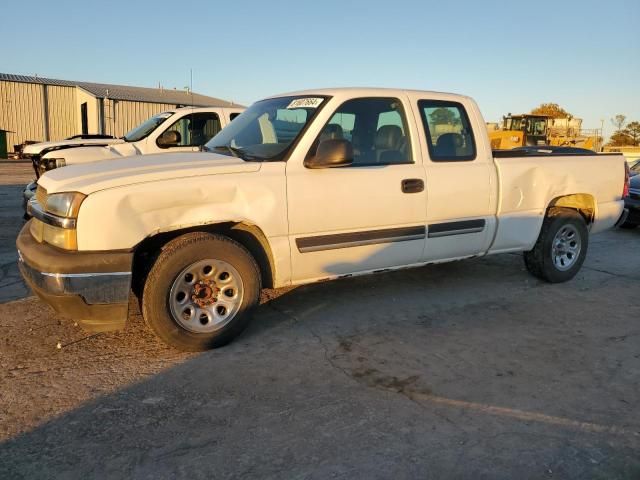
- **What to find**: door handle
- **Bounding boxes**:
[401,178,424,193]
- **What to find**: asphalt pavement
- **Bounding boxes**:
[1,162,638,479]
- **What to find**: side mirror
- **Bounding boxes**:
[157,130,181,147]
[305,139,353,169]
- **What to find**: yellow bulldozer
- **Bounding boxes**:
[489,114,600,150]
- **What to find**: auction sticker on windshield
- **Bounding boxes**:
[286,98,324,109]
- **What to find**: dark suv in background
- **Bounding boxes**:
[621,160,640,229]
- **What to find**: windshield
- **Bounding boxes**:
[526,117,547,135]
[504,116,546,135]
[123,112,174,142]
[205,95,327,161]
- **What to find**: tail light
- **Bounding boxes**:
[623,162,630,198]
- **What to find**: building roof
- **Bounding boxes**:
[0,73,239,107]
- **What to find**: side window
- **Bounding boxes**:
[229,112,242,121]
[308,97,413,166]
[273,108,308,144]
[160,112,221,147]
[419,100,476,162]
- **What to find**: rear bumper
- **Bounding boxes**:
[16,222,133,332]
[591,200,625,234]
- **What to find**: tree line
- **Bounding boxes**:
[609,115,640,147]
[529,103,639,147]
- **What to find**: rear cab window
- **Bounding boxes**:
[418,100,476,162]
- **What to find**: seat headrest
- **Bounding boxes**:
[375,125,403,150]
[436,133,463,148]
[435,133,463,156]
[320,123,344,141]
[189,118,207,130]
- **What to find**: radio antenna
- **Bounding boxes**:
[190,68,194,107]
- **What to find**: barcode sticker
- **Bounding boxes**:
[286,98,324,109]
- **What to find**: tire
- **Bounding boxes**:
[619,221,637,229]
[524,207,588,283]
[142,232,261,351]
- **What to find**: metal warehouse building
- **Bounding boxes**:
[0,73,237,153]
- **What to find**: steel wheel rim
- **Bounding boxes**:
[551,224,581,271]
[169,259,244,333]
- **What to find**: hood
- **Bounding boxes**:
[22,138,123,155]
[38,152,261,195]
[107,142,141,157]
[42,142,140,165]
[629,173,640,190]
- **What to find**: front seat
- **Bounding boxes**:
[374,125,404,163]
[435,133,463,158]
[189,118,208,146]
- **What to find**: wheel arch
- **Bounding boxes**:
[547,193,596,225]
[132,221,276,297]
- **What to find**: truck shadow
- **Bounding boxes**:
[245,247,530,340]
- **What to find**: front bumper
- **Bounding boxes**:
[22,181,37,217]
[16,223,133,332]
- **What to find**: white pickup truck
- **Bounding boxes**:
[21,106,244,209]
[17,88,628,351]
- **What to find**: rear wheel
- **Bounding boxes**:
[524,208,588,283]
[142,232,261,351]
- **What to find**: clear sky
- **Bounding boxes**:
[3,0,639,137]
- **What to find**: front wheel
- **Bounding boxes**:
[142,232,261,351]
[524,208,588,283]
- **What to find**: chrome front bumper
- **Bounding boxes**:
[22,181,37,216]
[16,223,133,332]
[18,251,131,304]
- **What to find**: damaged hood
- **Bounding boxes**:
[38,152,261,195]
[42,142,142,165]
[22,138,123,155]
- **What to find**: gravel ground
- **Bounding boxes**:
[0,162,639,479]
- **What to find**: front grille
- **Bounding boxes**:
[35,186,47,207]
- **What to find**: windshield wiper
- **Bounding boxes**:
[211,145,261,161]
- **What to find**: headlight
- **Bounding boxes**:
[30,191,86,250]
[38,158,65,176]
[46,158,66,169]
[45,192,86,217]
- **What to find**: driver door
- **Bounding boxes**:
[286,96,427,283]
[151,112,222,154]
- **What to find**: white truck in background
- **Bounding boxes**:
[22,106,244,210]
[18,88,628,351]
